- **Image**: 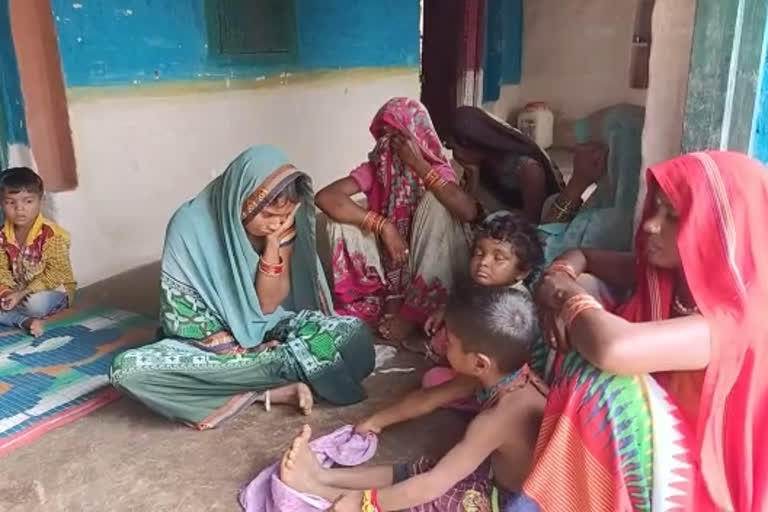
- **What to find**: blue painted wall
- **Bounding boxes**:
[483,0,523,102]
[51,0,420,87]
[751,20,768,164]
[0,0,29,152]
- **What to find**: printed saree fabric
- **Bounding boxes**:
[521,152,768,511]
[110,146,374,428]
[330,98,467,325]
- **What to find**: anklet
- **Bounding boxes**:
[264,390,271,412]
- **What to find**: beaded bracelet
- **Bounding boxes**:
[561,294,604,330]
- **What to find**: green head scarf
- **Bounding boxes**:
[161,145,332,347]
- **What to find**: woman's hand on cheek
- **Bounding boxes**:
[393,134,430,175]
[265,203,300,247]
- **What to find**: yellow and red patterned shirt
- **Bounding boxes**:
[0,214,76,303]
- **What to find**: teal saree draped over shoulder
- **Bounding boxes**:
[110,146,374,429]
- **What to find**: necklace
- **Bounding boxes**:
[476,367,525,405]
[672,293,699,316]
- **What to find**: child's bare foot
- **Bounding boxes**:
[280,425,336,497]
[22,319,44,337]
[267,382,314,415]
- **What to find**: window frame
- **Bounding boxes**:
[204,0,298,66]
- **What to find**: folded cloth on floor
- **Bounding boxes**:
[239,425,377,512]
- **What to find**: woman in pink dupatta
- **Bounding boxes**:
[316,98,479,341]
[516,151,768,511]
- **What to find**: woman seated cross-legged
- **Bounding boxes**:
[110,146,375,429]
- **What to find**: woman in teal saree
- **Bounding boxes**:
[110,146,375,429]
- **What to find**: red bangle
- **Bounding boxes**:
[371,489,381,511]
[258,258,284,277]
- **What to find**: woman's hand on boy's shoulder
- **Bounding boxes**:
[535,272,584,310]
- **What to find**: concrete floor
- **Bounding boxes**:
[0,263,465,512]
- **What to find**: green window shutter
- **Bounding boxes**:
[215,0,296,55]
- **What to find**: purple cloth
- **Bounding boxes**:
[239,425,378,511]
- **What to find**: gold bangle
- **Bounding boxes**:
[423,169,449,191]
[360,211,377,233]
[423,169,438,187]
[561,294,604,330]
[361,211,388,238]
[374,217,387,238]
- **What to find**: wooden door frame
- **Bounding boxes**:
[457,0,486,107]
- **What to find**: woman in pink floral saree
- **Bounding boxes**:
[315,98,480,342]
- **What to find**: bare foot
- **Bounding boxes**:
[267,382,314,415]
[280,425,336,497]
[378,314,415,343]
[22,319,44,337]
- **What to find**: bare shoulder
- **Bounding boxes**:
[493,386,546,427]
[464,386,545,467]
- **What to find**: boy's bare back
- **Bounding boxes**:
[469,379,547,492]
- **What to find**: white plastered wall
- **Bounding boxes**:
[50,70,420,286]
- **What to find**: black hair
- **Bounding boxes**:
[0,167,44,196]
[474,212,544,274]
[272,175,306,205]
[444,281,539,373]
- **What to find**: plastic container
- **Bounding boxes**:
[517,102,554,149]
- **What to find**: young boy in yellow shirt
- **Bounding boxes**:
[0,167,75,336]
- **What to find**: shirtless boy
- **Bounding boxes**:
[279,283,547,511]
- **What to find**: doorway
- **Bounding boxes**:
[420,0,485,141]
